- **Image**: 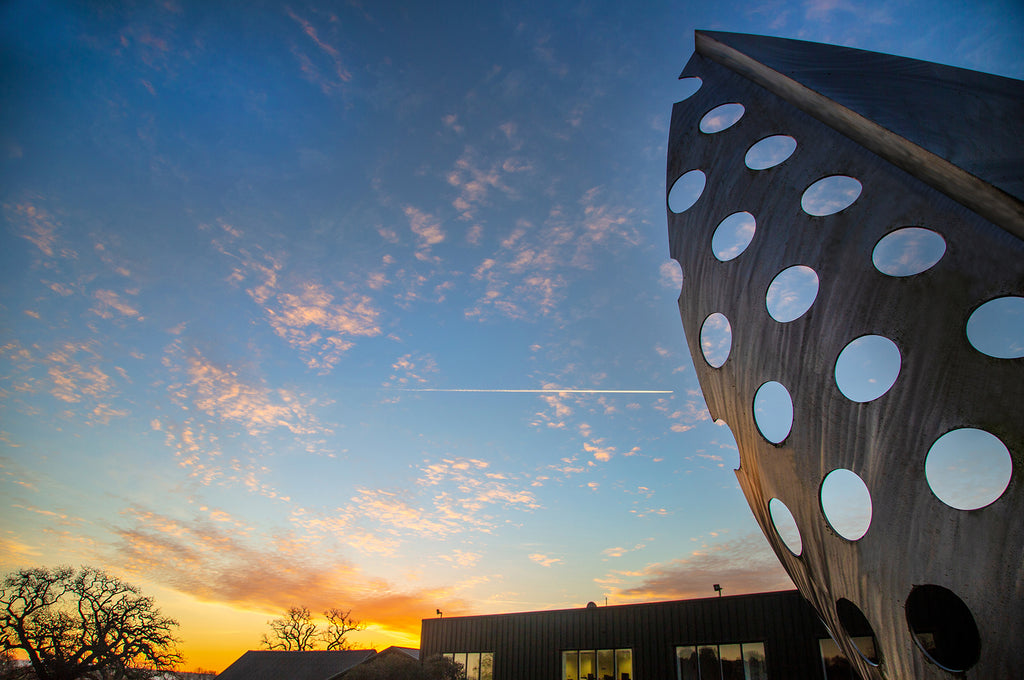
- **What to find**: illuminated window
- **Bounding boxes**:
[676,642,766,680]
[443,652,494,680]
[562,648,632,680]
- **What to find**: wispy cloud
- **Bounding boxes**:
[659,260,683,291]
[419,457,542,518]
[602,543,646,559]
[573,187,640,267]
[385,353,439,387]
[3,341,131,425]
[290,506,399,556]
[597,533,792,603]
[404,206,446,262]
[0,536,43,565]
[288,458,542,553]
[803,0,894,25]
[446,148,526,222]
[285,7,352,95]
[531,32,569,78]
[654,396,710,434]
[529,553,562,568]
[10,503,84,527]
[269,283,381,361]
[214,224,383,371]
[91,289,143,320]
[465,188,640,321]
[583,440,615,463]
[438,549,482,569]
[349,488,458,537]
[167,345,325,439]
[111,506,464,639]
[46,343,115,403]
[5,199,77,260]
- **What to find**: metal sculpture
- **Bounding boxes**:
[667,31,1023,679]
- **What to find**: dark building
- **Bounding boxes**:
[215,649,377,680]
[421,590,862,680]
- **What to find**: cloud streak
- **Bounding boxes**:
[214,223,383,372]
[285,7,352,94]
[112,506,465,639]
[597,534,793,603]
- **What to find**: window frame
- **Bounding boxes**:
[675,641,767,680]
[442,651,494,680]
[561,647,633,680]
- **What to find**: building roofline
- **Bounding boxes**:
[422,589,804,623]
[693,30,1024,240]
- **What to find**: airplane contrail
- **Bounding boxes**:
[396,388,673,394]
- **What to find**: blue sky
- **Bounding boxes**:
[2,0,1022,671]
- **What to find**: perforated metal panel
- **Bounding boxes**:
[667,32,1024,679]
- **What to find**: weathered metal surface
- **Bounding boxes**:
[694,31,1024,239]
[667,32,1024,679]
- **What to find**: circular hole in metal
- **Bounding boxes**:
[925,428,1012,510]
[700,313,732,368]
[766,265,819,322]
[801,175,862,216]
[753,381,793,444]
[836,598,881,665]
[820,469,872,541]
[872,227,946,276]
[711,211,756,262]
[668,169,706,214]
[834,335,901,403]
[677,76,702,102]
[745,135,797,170]
[768,498,802,556]
[966,296,1024,359]
[699,103,745,133]
[906,585,981,672]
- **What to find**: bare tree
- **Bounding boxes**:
[0,566,182,680]
[260,606,365,652]
[321,608,364,651]
[260,606,319,651]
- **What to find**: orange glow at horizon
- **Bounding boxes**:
[164,595,426,674]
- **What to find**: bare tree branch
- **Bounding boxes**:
[0,566,181,680]
[321,608,364,651]
[260,606,319,652]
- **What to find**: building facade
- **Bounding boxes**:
[420,590,856,680]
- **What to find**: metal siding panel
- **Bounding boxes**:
[420,593,832,680]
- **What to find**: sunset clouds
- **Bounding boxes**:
[596,534,793,604]
[3,0,1004,672]
[113,505,452,639]
[183,352,323,436]
[216,227,383,372]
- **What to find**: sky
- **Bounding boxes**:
[2,0,1023,672]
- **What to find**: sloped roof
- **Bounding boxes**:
[692,30,1024,237]
[376,646,419,660]
[215,650,377,680]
